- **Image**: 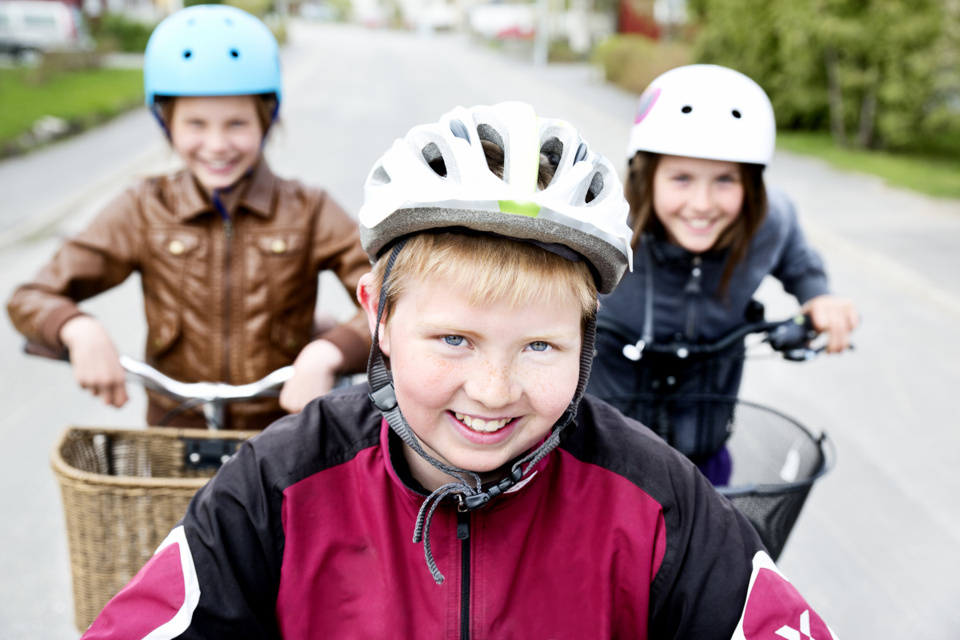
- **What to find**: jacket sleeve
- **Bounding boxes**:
[648,457,837,639]
[310,191,372,374]
[6,187,142,351]
[80,433,285,640]
[766,189,830,304]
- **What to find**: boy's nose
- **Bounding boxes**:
[464,358,521,409]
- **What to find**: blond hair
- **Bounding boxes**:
[372,232,597,325]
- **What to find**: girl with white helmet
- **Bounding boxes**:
[7,5,372,429]
[77,102,838,640]
[588,64,859,483]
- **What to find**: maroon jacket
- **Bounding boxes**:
[80,387,837,639]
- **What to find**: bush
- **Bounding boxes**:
[692,0,960,154]
[591,34,691,94]
[93,13,156,53]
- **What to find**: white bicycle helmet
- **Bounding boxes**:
[360,101,633,294]
[626,64,776,166]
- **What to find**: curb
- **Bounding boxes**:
[0,142,169,249]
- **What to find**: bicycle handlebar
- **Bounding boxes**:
[598,314,821,362]
[118,355,294,403]
[24,341,294,429]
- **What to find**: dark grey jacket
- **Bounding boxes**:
[587,187,830,458]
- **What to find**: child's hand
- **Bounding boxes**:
[59,316,129,407]
[800,295,859,353]
[279,339,345,414]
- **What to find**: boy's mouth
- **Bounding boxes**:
[453,411,514,433]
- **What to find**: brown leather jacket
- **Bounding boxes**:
[8,161,372,430]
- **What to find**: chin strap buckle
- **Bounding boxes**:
[368,384,398,412]
[458,466,525,512]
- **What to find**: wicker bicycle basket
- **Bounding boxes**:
[50,426,257,631]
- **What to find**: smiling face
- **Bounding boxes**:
[360,268,584,492]
[652,154,745,254]
[168,95,264,193]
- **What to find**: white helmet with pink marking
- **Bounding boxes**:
[627,64,776,166]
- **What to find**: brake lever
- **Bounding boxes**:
[766,315,818,352]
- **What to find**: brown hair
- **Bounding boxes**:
[624,152,767,298]
[153,93,279,134]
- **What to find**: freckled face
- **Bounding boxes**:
[652,155,745,254]
[169,95,264,194]
[377,274,583,491]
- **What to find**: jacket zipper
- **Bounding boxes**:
[684,256,702,339]
[213,190,233,395]
[457,510,471,640]
[223,217,233,386]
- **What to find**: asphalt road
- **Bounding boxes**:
[1,20,959,638]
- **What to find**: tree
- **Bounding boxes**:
[693,0,952,152]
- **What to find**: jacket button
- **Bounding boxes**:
[169,239,185,255]
[271,239,286,254]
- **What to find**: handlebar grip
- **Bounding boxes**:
[766,315,817,352]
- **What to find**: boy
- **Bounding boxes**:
[81,102,837,639]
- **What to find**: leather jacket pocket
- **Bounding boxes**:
[270,308,314,360]
[146,310,181,359]
[254,233,306,257]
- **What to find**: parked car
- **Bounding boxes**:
[0,1,92,63]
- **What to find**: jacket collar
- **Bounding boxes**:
[647,230,728,265]
[172,159,277,222]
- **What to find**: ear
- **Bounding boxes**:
[357,272,390,356]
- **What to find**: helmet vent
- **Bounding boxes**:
[585,172,603,203]
[574,142,588,164]
[183,50,192,59]
[540,138,563,168]
[681,105,693,114]
[449,119,470,141]
[370,165,391,185]
[732,109,742,119]
[476,124,504,152]
[230,49,239,58]
[422,143,447,177]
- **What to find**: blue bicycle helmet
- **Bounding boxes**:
[144,5,282,107]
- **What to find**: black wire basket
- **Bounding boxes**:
[605,394,834,560]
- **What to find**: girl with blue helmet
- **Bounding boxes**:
[7,5,372,429]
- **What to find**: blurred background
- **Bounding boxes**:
[2,0,960,638]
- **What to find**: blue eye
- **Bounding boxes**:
[529,341,550,352]
[443,335,465,347]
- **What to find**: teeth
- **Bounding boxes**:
[206,160,232,169]
[455,412,510,433]
[687,219,711,229]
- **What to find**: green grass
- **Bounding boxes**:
[777,131,960,200]
[0,66,143,149]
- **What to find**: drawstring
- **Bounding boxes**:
[367,238,596,585]
[621,234,654,361]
